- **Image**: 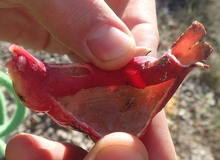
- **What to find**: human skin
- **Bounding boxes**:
[6,111,176,160]
[1,0,176,159]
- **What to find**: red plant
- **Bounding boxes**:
[5,21,212,138]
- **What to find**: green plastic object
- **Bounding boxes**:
[0,71,27,158]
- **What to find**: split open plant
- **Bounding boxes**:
[5,21,212,139]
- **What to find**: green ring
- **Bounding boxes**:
[0,71,27,158]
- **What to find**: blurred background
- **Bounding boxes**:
[156,0,220,159]
[0,0,220,159]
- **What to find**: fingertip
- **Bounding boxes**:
[6,134,52,160]
[67,38,136,70]
[5,134,87,160]
[85,132,148,160]
[67,25,136,70]
[5,134,25,160]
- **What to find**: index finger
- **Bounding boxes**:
[106,0,159,57]
[141,110,177,160]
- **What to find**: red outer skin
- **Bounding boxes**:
[5,21,213,138]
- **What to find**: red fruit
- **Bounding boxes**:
[5,21,212,138]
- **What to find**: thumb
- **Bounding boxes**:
[84,132,149,160]
[19,0,136,70]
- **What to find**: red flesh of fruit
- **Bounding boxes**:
[5,21,213,138]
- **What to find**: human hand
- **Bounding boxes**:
[6,110,176,160]
[0,0,158,70]
[3,0,176,159]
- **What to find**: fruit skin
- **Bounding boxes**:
[5,21,213,138]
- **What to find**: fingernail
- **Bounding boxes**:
[95,146,146,160]
[87,24,133,61]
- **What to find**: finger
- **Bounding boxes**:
[84,132,148,160]
[5,133,87,160]
[141,110,177,160]
[0,6,71,55]
[18,0,136,70]
[106,0,159,57]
